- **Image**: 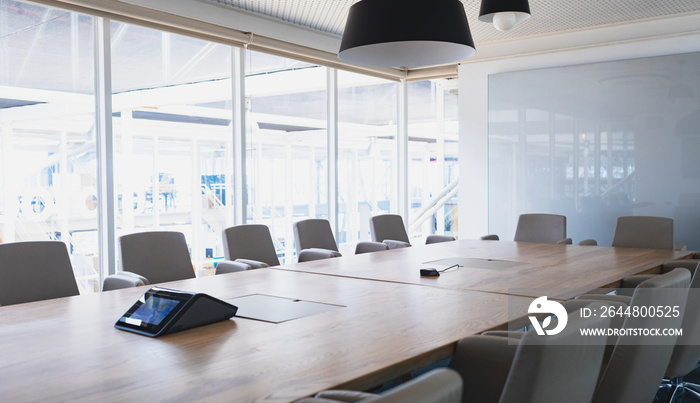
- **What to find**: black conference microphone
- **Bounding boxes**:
[420,264,460,277]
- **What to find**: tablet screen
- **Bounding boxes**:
[125,295,180,327]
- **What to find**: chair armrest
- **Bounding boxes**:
[354,241,389,254]
[312,391,376,402]
[481,330,526,339]
[425,234,456,244]
[578,238,598,246]
[103,271,149,291]
[662,260,700,276]
[480,234,500,241]
[235,258,270,269]
[382,239,411,249]
[298,248,342,263]
[574,294,632,305]
[557,237,573,244]
[215,259,251,274]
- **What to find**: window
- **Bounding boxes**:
[245,51,327,262]
[337,71,397,251]
[408,80,459,242]
[0,0,99,291]
[111,23,233,273]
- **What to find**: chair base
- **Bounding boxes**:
[658,378,700,402]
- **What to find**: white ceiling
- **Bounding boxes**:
[204,0,700,46]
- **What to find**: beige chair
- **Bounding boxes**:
[481,213,569,244]
[222,224,280,269]
[295,367,462,403]
[612,216,674,250]
[449,305,610,403]
[370,214,454,249]
[0,241,80,306]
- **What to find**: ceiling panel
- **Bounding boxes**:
[205,0,700,45]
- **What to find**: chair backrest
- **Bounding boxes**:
[371,368,462,403]
[592,267,691,403]
[223,224,280,267]
[370,214,410,244]
[665,261,700,379]
[499,307,611,403]
[513,213,567,244]
[119,231,195,284]
[292,219,339,254]
[0,241,80,306]
[611,216,674,250]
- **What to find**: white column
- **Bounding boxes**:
[397,79,408,221]
[121,110,135,232]
[327,68,339,235]
[232,47,247,225]
[94,18,116,281]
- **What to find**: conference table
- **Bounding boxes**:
[0,240,690,402]
[278,239,691,300]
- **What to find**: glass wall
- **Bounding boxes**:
[0,0,99,291]
[337,71,397,252]
[407,80,459,243]
[245,51,327,263]
[111,23,233,274]
[488,52,700,249]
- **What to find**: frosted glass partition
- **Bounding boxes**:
[488,52,700,250]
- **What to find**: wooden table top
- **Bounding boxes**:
[0,269,532,403]
[275,240,692,300]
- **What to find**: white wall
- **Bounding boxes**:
[458,14,700,240]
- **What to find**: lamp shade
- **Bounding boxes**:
[479,0,530,31]
[338,0,475,68]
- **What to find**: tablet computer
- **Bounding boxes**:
[115,287,237,337]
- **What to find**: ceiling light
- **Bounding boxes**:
[479,0,531,32]
[338,0,475,68]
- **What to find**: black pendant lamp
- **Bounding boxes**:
[338,0,476,68]
[479,0,530,32]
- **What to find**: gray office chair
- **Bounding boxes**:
[295,367,462,403]
[481,213,568,244]
[619,260,700,402]
[449,305,610,403]
[514,213,568,243]
[223,224,280,269]
[370,214,454,249]
[293,219,343,262]
[574,267,691,403]
[612,216,674,250]
[0,241,80,306]
[578,238,598,246]
[116,231,198,284]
